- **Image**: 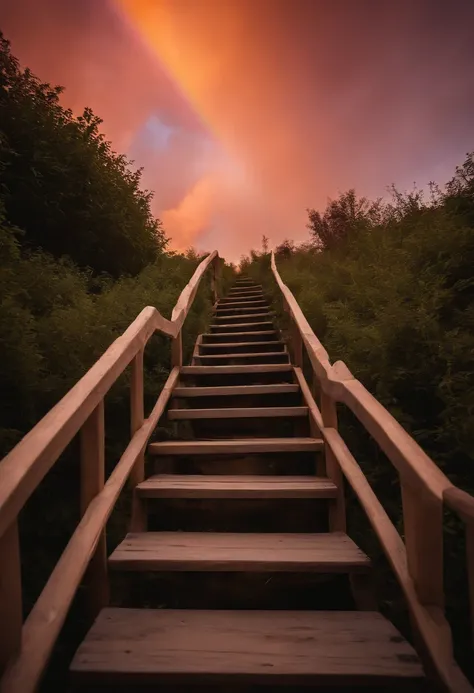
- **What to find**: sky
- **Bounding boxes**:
[1,0,473,261]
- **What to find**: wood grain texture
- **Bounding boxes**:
[168,407,308,420]
[0,521,22,673]
[108,531,371,572]
[0,368,179,693]
[172,384,300,398]
[203,330,277,341]
[180,364,292,375]
[136,474,338,499]
[149,437,324,456]
[323,427,472,693]
[210,321,274,332]
[199,340,284,352]
[70,608,423,685]
[80,401,108,618]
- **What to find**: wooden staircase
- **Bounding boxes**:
[69,277,425,690]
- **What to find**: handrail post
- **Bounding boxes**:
[401,480,444,608]
[291,318,303,368]
[129,348,147,531]
[171,331,183,368]
[320,391,346,532]
[211,255,220,304]
[0,521,22,674]
[80,400,108,620]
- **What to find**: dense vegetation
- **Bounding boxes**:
[241,160,474,676]
[0,33,233,459]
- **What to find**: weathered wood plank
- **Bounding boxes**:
[80,401,108,618]
[323,427,472,692]
[136,474,338,499]
[168,406,308,420]
[108,531,371,572]
[70,608,423,685]
[149,437,323,456]
[0,521,22,673]
[0,368,179,693]
[180,364,293,375]
[210,321,274,332]
[172,384,299,397]
[129,348,146,531]
[199,340,284,352]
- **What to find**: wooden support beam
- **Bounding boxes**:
[129,348,146,532]
[80,401,109,620]
[401,481,444,607]
[0,521,22,674]
[320,391,346,532]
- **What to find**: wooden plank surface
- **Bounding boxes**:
[213,312,273,322]
[0,368,180,693]
[172,384,300,397]
[199,340,284,350]
[70,608,423,685]
[149,437,323,455]
[195,352,289,361]
[136,474,338,499]
[108,531,371,572]
[210,321,274,331]
[167,406,308,420]
[180,364,293,374]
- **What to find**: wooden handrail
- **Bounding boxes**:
[0,251,219,692]
[271,251,474,692]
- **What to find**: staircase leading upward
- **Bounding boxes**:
[69,277,425,690]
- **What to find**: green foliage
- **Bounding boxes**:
[0,33,166,277]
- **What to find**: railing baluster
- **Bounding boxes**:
[0,521,22,674]
[129,348,146,531]
[401,480,444,607]
[291,318,303,368]
[80,400,108,619]
[171,331,183,368]
[320,391,346,532]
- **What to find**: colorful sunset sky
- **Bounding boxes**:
[1,0,474,260]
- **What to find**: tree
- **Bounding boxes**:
[261,235,269,253]
[307,189,383,250]
[0,33,166,276]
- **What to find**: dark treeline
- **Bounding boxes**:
[0,33,234,458]
[241,158,474,677]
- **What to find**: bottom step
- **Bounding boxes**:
[71,608,423,686]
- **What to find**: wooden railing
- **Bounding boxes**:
[0,251,221,693]
[271,251,474,693]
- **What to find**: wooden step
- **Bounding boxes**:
[227,291,264,299]
[209,321,275,333]
[218,298,267,306]
[108,531,370,573]
[202,330,278,343]
[149,437,323,455]
[180,364,293,375]
[227,292,264,298]
[168,406,308,420]
[216,306,269,314]
[136,474,338,499]
[199,340,284,353]
[213,313,273,324]
[172,384,300,397]
[71,608,423,686]
[195,352,289,365]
